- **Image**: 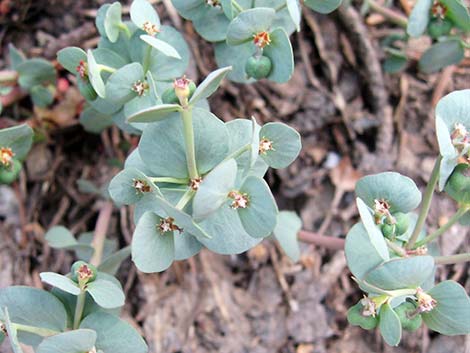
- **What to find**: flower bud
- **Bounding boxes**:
[394,212,410,235]
[71,261,98,285]
[381,222,396,239]
[0,159,22,185]
[394,302,422,332]
[245,56,272,80]
[163,79,196,105]
[347,302,378,330]
[444,163,470,205]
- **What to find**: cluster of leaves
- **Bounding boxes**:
[108,66,302,272]
[172,0,342,83]
[383,0,470,73]
[345,89,470,346]
[0,226,145,353]
[0,45,57,114]
[0,124,33,185]
[57,0,192,134]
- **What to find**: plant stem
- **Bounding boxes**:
[297,230,345,250]
[367,0,408,28]
[98,64,117,74]
[142,45,153,73]
[434,253,470,265]
[149,177,189,184]
[12,323,59,337]
[73,291,86,329]
[415,207,469,247]
[275,2,287,12]
[118,23,132,38]
[175,189,195,210]
[407,156,442,250]
[385,239,407,257]
[89,201,114,267]
[181,107,199,179]
[231,0,244,13]
[0,70,18,84]
[223,143,251,162]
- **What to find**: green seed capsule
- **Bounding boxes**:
[347,302,378,330]
[394,212,410,235]
[0,159,22,185]
[162,82,197,104]
[77,77,98,101]
[381,222,396,239]
[445,163,470,205]
[71,260,98,284]
[394,302,422,332]
[428,18,453,39]
[245,55,272,80]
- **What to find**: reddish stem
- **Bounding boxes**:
[298,230,345,251]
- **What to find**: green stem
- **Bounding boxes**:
[149,177,189,184]
[415,207,469,247]
[181,107,199,179]
[118,22,132,38]
[434,253,470,265]
[386,288,418,297]
[385,239,407,257]
[175,189,195,210]
[12,323,59,337]
[73,291,86,330]
[142,45,153,73]
[366,0,408,28]
[224,143,251,162]
[231,0,244,13]
[275,2,287,11]
[407,156,442,250]
[98,64,116,74]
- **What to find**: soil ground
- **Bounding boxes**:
[0,0,469,352]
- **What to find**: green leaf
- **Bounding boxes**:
[407,0,432,36]
[139,107,229,178]
[199,205,262,254]
[39,272,81,296]
[237,176,278,238]
[383,49,408,73]
[16,59,56,89]
[104,2,123,43]
[92,48,127,70]
[355,172,422,213]
[109,167,160,205]
[225,118,260,176]
[127,104,181,123]
[105,63,144,104]
[435,90,470,189]
[273,211,302,262]
[36,330,97,353]
[80,312,148,353]
[132,211,175,272]
[304,0,343,14]
[379,303,402,346]
[364,256,435,290]
[0,124,34,161]
[125,148,155,176]
[263,28,294,83]
[1,308,23,353]
[8,44,26,70]
[57,47,87,74]
[286,0,301,31]
[87,50,106,98]
[214,41,257,84]
[419,39,465,73]
[189,66,232,105]
[75,233,117,262]
[96,4,112,37]
[192,7,232,42]
[0,287,68,333]
[345,223,388,280]
[130,0,160,29]
[226,7,276,45]
[440,0,470,32]
[98,246,131,275]
[422,280,470,335]
[86,277,125,309]
[140,35,181,59]
[45,226,94,254]
[79,107,113,134]
[192,159,238,221]
[258,122,301,169]
[30,85,54,107]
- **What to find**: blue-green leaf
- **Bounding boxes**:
[189,66,232,105]
[140,35,181,59]
[379,303,402,346]
[419,39,464,73]
[86,277,125,309]
[104,2,123,43]
[109,167,161,206]
[105,63,144,104]
[304,0,343,14]
[407,0,432,36]
[130,0,160,29]
[127,104,181,123]
[273,211,302,262]
[0,124,34,161]
[87,50,106,98]
[36,330,97,353]
[57,47,87,74]
[226,8,276,45]
[39,273,81,296]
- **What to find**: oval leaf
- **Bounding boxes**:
[189,66,232,105]
[86,278,125,309]
[57,47,87,74]
[87,50,106,98]
[40,273,81,296]
[379,303,402,346]
[226,7,276,45]
[105,63,144,104]
[419,39,464,73]
[36,330,97,353]
[127,104,181,123]
[407,0,432,36]
[273,211,302,262]
[130,0,160,29]
[140,35,181,59]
